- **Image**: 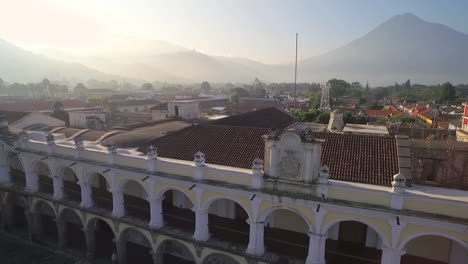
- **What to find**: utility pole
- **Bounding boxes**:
[294,33,298,108]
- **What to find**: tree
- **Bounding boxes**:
[308,91,321,109]
[141,83,154,90]
[200,81,212,94]
[438,82,456,103]
[229,91,239,105]
[367,102,384,110]
[328,79,350,97]
[230,87,250,97]
[86,96,103,105]
[74,83,88,97]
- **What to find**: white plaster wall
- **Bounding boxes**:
[208,200,235,219]
[69,112,105,129]
[116,104,156,113]
[327,224,339,240]
[268,210,308,233]
[405,235,451,263]
[449,241,468,264]
[151,110,168,121]
[167,102,200,119]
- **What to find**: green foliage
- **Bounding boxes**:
[438,82,456,103]
[343,112,368,124]
[230,87,250,97]
[141,83,154,90]
[390,114,416,125]
[367,102,384,110]
[229,91,239,104]
[291,109,330,124]
[328,79,351,97]
[200,81,212,94]
[308,91,321,109]
[86,96,103,105]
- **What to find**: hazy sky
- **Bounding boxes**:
[1,0,467,63]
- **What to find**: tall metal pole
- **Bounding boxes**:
[294,33,298,108]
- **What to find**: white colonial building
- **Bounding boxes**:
[0,107,466,264]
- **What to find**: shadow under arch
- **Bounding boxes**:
[32,200,58,245]
[87,217,116,261]
[399,233,468,264]
[119,227,154,264]
[59,208,86,254]
[321,217,390,264]
[4,192,29,237]
[8,152,26,188]
[203,197,251,248]
[31,160,54,195]
[157,187,195,233]
[155,239,195,264]
[120,179,150,222]
[259,206,313,260]
[60,166,82,203]
[201,253,240,264]
[87,171,113,211]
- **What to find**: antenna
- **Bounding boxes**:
[294,33,298,108]
[319,83,331,111]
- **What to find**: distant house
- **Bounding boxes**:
[106,99,160,113]
[0,111,65,132]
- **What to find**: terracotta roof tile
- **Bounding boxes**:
[138,124,399,186]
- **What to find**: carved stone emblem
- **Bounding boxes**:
[280,150,301,179]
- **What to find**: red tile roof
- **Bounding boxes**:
[211,107,296,129]
[138,124,399,186]
[0,99,97,112]
[138,124,269,169]
[316,133,398,186]
[365,106,402,117]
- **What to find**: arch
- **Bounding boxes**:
[61,167,81,202]
[202,196,252,220]
[201,253,240,264]
[399,232,468,251]
[160,188,195,233]
[33,160,54,195]
[58,207,84,227]
[155,186,196,206]
[88,172,112,211]
[321,217,390,247]
[156,238,196,264]
[87,216,117,260]
[121,179,150,221]
[86,216,117,237]
[33,200,57,217]
[8,152,25,187]
[258,206,314,231]
[120,226,154,264]
[118,178,149,198]
[4,192,29,236]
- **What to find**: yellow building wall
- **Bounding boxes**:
[327,188,391,208]
[404,198,468,219]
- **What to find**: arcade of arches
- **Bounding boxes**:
[0,157,466,264]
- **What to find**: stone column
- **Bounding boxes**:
[112,190,125,218]
[193,208,210,242]
[305,232,326,264]
[25,170,39,192]
[80,182,93,208]
[25,210,38,242]
[152,249,163,264]
[116,238,127,264]
[149,197,164,228]
[52,175,64,200]
[245,220,265,256]
[381,247,405,264]
[0,165,11,183]
[56,219,67,249]
[84,228,96,260]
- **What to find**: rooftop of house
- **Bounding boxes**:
[210,107,296,129]
[365,106,402,117]
[137,124,399,186]
[108,99,159,106]
[0,111,31,124]
[0,99,97,112]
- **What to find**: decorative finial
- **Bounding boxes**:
[74,135,84,149]
[194,151,206,167]
[252,158,264,171]
[107,142,117,154]
[318,165,330,183]
[46,133,55,145]
[147,145,158,159]
[19,130,29,141]
[392,173,407,194]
